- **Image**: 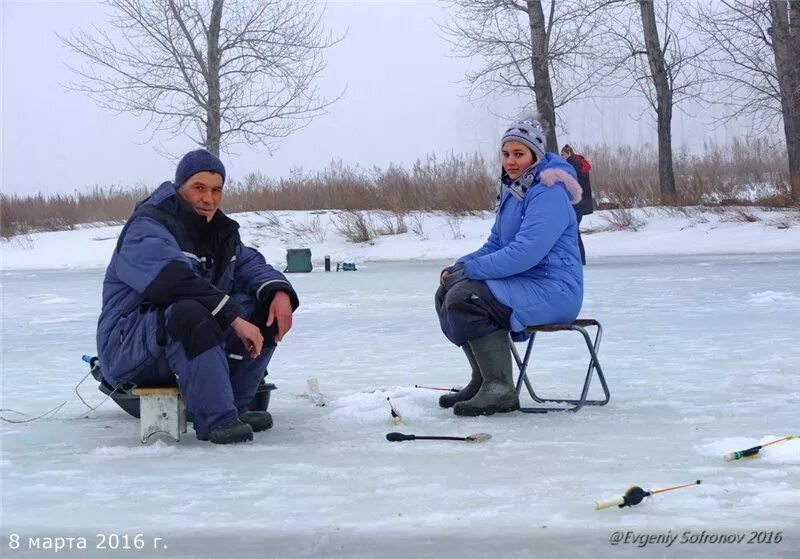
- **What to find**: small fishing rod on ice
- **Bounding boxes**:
[386,432,491,443]
[414,384,461,393]
[595,480,701,510]
[724,435,795,461]
[386,397,402,425]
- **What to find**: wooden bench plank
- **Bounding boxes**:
[132,386,181,396]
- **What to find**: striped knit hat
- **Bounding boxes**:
[501,115,546,164]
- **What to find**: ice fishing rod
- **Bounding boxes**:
[414,384,460,392]
[386,432,491,443]
[386,397,402,425]
[0,354,101,423]
[724,435,795,461]
[595,480,701,510]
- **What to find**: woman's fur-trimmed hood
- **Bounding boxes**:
[540,166,583,204]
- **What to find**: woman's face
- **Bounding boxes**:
[502,141,535,180]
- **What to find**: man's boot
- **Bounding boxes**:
[453,330,519,416]
[439,345,483,408]
[201,418,254,444]
[240,411,273,432]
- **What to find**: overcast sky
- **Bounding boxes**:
[2,0,752,196]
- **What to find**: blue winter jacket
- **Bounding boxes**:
[458,153,584,332]
[96,182,298,387]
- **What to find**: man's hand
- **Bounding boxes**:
[267,291,294,343]
[231,317,264,358]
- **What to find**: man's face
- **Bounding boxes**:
[178,171,223,222]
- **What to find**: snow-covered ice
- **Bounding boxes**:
[1,252,799,558]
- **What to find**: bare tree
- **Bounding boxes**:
[60,0,342,156]
[692,0,800,203]
[441,0,612,152]
[602,0,707,198]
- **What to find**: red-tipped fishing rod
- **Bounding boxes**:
[386,432,491,443]
[724,435,795,461]
[414,384,460,392]
[595,480,701,510]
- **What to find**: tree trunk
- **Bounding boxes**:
[769,0,800,203]
[639,0,676,198]
[656,104,675,198]
[526,0,558,153]
[205,0,224,156]
[791,0,800,203]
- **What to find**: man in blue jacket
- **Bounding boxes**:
[96,149,299,443]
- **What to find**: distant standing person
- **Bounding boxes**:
[560,145,594,265]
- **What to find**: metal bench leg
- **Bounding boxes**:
[515,322,610,413]
[567,324,610,408]
[139,394,186,443]
[512,333,539,401]
[575,324,610,408]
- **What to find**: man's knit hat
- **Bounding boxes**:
[174,149,226,187]
[501,115,547,164]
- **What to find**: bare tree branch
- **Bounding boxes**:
[440,0,615,151]
[689,0,800,201]
[59,0,344,156]
[599,0,711,197]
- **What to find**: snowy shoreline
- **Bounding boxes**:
[2,206,799,271]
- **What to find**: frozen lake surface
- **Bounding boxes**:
[1,256,799,558]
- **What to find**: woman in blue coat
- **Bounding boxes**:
[435,115,584,416]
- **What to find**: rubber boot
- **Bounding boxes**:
[239,411,273,432]
[453,330,519,416]
[199,418,254,444]
[439,345,483,408]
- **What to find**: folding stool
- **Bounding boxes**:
[511,319,610,413]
